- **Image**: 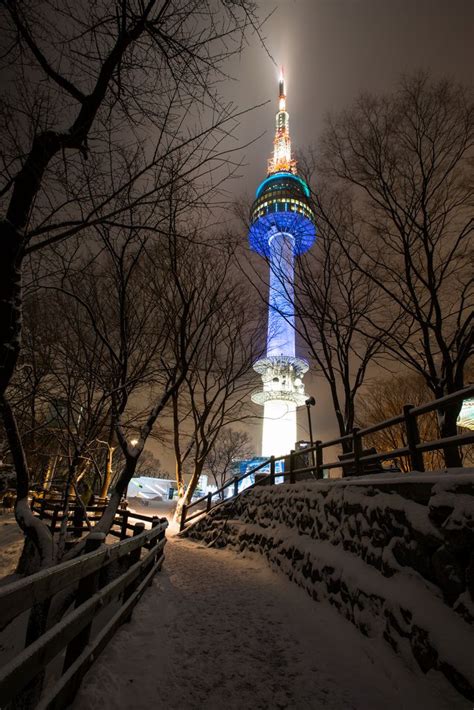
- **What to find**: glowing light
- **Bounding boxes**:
[255,172,310,199]
[249,74,317,459]
[261,399,297,457]
[457,398,474,430]
[268,69,296,175]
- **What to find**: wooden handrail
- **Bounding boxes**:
[417,431,474,454]
[0,519,167,708]
[358,414,405,437]
[319,433,353,449]
[0,520,167,630]
[410,385,473,416]
[180,385,474,530]
[36,550,164,710]
[30,501,161,541]
[185,457,283,512]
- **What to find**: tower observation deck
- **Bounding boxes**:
[249,72,316,457]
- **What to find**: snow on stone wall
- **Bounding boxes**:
[184,471,474,700]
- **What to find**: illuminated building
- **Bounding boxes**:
[457,397,474,430]
[249,72,316,457]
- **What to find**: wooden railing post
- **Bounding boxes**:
[50,505,59,535]
[123,522,145,622]
[315,441,323,479]
[63,531,106,674]
[403,404,425,472]
[149,517,164,580]
[179,503,187,532]
[289,450,295,484]
[152,516,166,545]
[120,510,129,540]
[206,492,213,512]
[39,498,46,520]
[151,516,160,533]
[269,456,275,485]
[72,505,83,538]
[352,428,363,477]
[233,476,239,497]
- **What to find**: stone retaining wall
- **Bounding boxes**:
[184,472,474,700]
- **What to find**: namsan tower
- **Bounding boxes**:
[249,71,316,457]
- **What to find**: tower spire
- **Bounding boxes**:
[268,67,296,175]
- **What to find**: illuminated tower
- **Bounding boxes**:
[249,72,316,457]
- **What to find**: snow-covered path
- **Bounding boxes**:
[74,537,465,710]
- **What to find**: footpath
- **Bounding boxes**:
[73,535,465,710]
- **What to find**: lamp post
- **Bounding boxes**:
[123,438,139,504]
[305,396,316,474]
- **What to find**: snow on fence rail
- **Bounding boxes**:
[0,517,168,709]
[180,385,474,531]
[30,499,159,541]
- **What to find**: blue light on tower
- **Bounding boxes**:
[249,71,317,457]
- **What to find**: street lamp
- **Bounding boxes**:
[305,396,316,474]
[123,438,139,505]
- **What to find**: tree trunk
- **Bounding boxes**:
[174,460,204,524]
[99,444,115,499]
[42,455,58,491]
[184,461,204,506]
[1,396,55,574]
[437,401,463,468]
[0,222,23,399]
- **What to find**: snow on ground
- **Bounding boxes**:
[0,500,177,583]
[127,498,178,534]
[73,535,465,710]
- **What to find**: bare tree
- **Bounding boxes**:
[155,237,262,519]
[356,373,446,471]
[1,0,266,572]
[320,73,474,466]
[134,449,170,480]
[4,295,58,486]
[0,0,264,396]
[294,183,385,449]
[3,219,188,570]
[205,429,253,494]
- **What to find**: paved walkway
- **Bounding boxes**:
[73,537,465,710]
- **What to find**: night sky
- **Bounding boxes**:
[236,0,473,451]
[159,0,474,469]
[228,0,473,196]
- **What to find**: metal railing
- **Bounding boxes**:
[180,385,474,531]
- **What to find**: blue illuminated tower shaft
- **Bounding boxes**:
[249,176,315,457]
[267,234,295,357]
[249,74,316,458]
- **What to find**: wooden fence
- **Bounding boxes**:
[30,498,160,542]
[180,385,474,531]
[0,517,167,709]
